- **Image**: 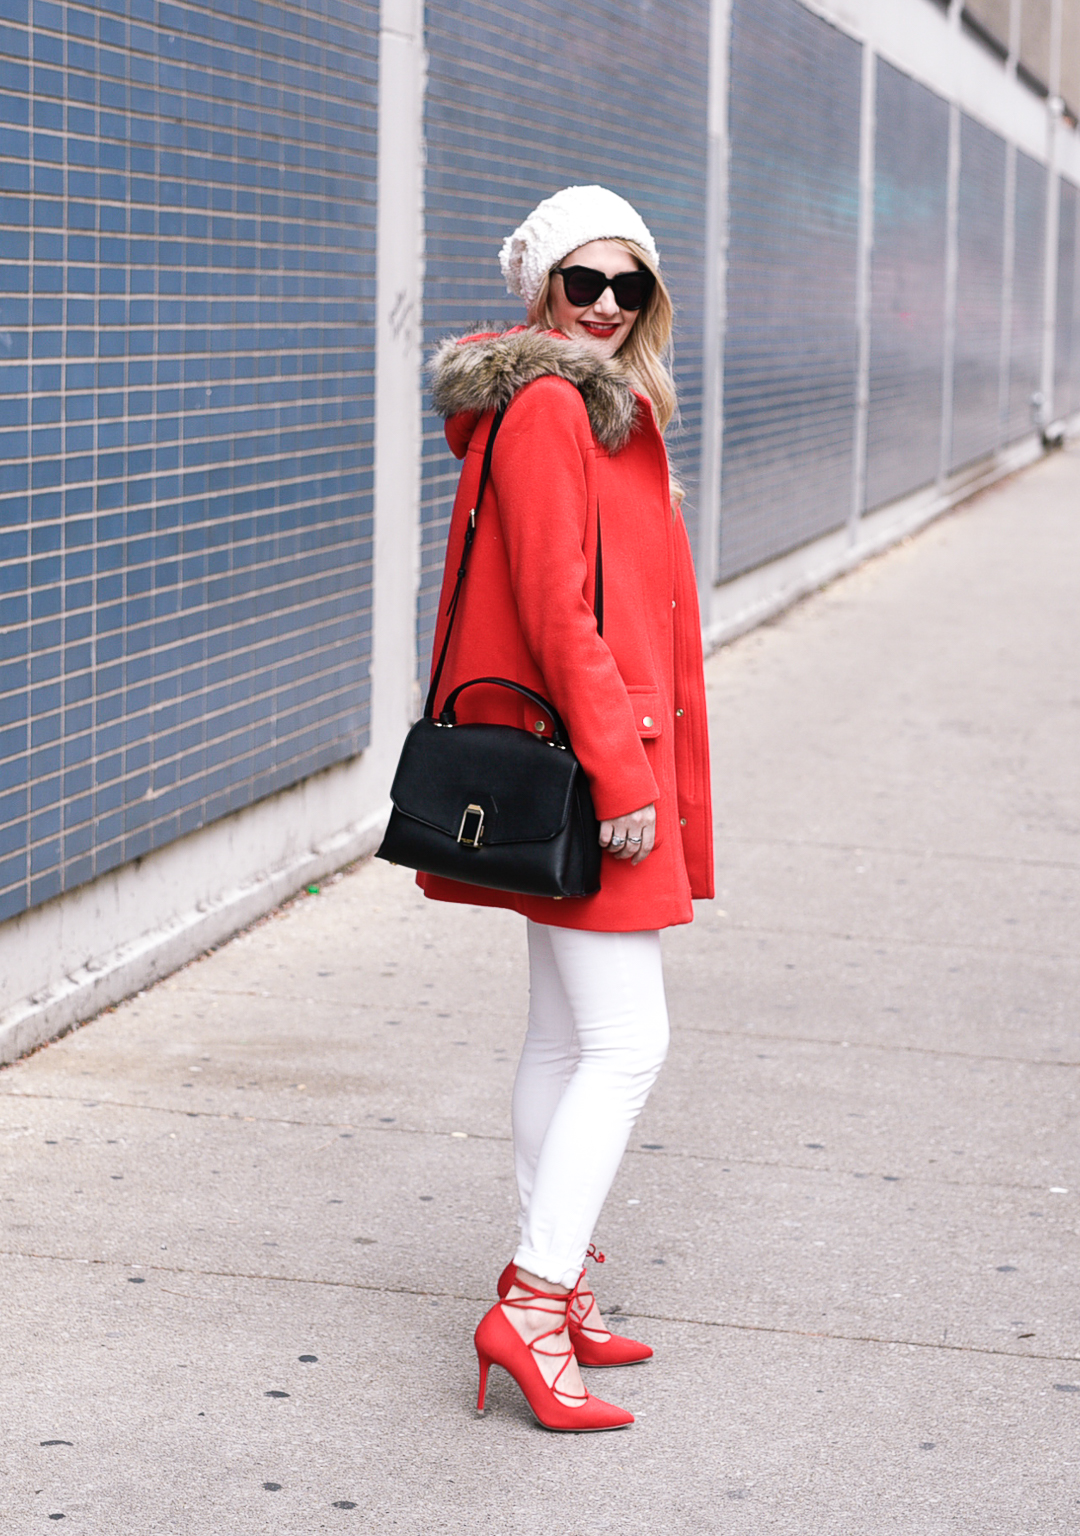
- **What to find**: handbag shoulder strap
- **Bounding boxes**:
[423,404,506,718]
[594,509,603,638]
[423,403,605,719]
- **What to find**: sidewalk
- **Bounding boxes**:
[2,447,1078,1535]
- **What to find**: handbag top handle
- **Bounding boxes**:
[423,402,604,721]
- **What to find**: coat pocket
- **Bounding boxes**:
[625,685,662,738]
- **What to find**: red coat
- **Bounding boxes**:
[417,328,713,931]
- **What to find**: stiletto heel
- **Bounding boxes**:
[476,1350,491,1412]
[474,1273,633,1432]
[497,1249,654,1368]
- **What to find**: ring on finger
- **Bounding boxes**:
[626,835,642,845]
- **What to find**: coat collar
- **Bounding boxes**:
[429,327,640,453]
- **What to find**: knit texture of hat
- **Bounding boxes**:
[499,185,659,307]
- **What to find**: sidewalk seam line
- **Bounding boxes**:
[716,922,1077,960]
[713,834,1080,873]
[2,1247,1076,1365]
[677,1028,1080,1068]
[0,1090,1067,1194]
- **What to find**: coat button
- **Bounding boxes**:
[533,720,545,732]
[642,716,654,729]
[680,817,687,826]
[676,708,684,717]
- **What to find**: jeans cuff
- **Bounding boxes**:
[512,1245,584,1290]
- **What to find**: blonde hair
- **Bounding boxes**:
[526,238,678,433]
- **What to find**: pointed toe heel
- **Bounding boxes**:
[474,1276,633,1432]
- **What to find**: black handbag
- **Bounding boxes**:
[376,406,603,898]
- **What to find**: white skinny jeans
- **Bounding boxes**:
[511,920,670,1288]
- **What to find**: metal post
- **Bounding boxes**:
[1039,0,1065,425]
[1040,112,1063,425]
[998,139,1017,447]
[939,98,962,482]
[697,0,732,610]
[848,40,876,540]
[372,0,427,749]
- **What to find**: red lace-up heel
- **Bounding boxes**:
[497,1247,653,1368]
[474,1271,634,1432]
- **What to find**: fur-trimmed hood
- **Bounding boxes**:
[429,328,639,453]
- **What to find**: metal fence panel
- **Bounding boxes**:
[1056,180,1080,417]
[865,62,950,510]
[1007,151,1047,442]
[719,0,862,581]
[0,0,379,922]
[951,114,1007,470]
[419,0,709,677]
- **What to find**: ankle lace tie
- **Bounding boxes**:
[570,1252,612,1341]
[501,1273,587,1407]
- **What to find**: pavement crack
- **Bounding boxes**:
[0,1090,1062,1194]
[717,921,1077,961]
[679,1025,1080,1069]
[0,1247,466,1303]
[3,1247,1076,1365]
[162,986,521,1015]
[613,1309,1080,1364]
[0,1090,360,1130]
[713,834,1080,874]
[0,1089,511,1140]
[621,1142,1068,1195]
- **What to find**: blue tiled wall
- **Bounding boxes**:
[721,0,862,580]
[0,0,378,922]
[419,0,710,679]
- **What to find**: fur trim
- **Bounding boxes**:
[429,329,639,452]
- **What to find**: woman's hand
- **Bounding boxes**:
[599,804,656,866]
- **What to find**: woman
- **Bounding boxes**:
[424,186,713,1431]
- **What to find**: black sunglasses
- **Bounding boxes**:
[553,264,656,311]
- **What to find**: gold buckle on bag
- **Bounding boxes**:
[457,804,485,847]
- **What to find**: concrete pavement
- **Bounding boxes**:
[2,446,1079,1534]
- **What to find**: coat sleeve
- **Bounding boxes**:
[491,376,661,821]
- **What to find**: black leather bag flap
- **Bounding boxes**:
[389,717,580,845]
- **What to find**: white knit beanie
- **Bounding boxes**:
[499,185,659,308]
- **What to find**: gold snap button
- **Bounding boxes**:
[676,708,684,717]
[533,720,545,732]
[642,716,654,729]
[680,817,687,825]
